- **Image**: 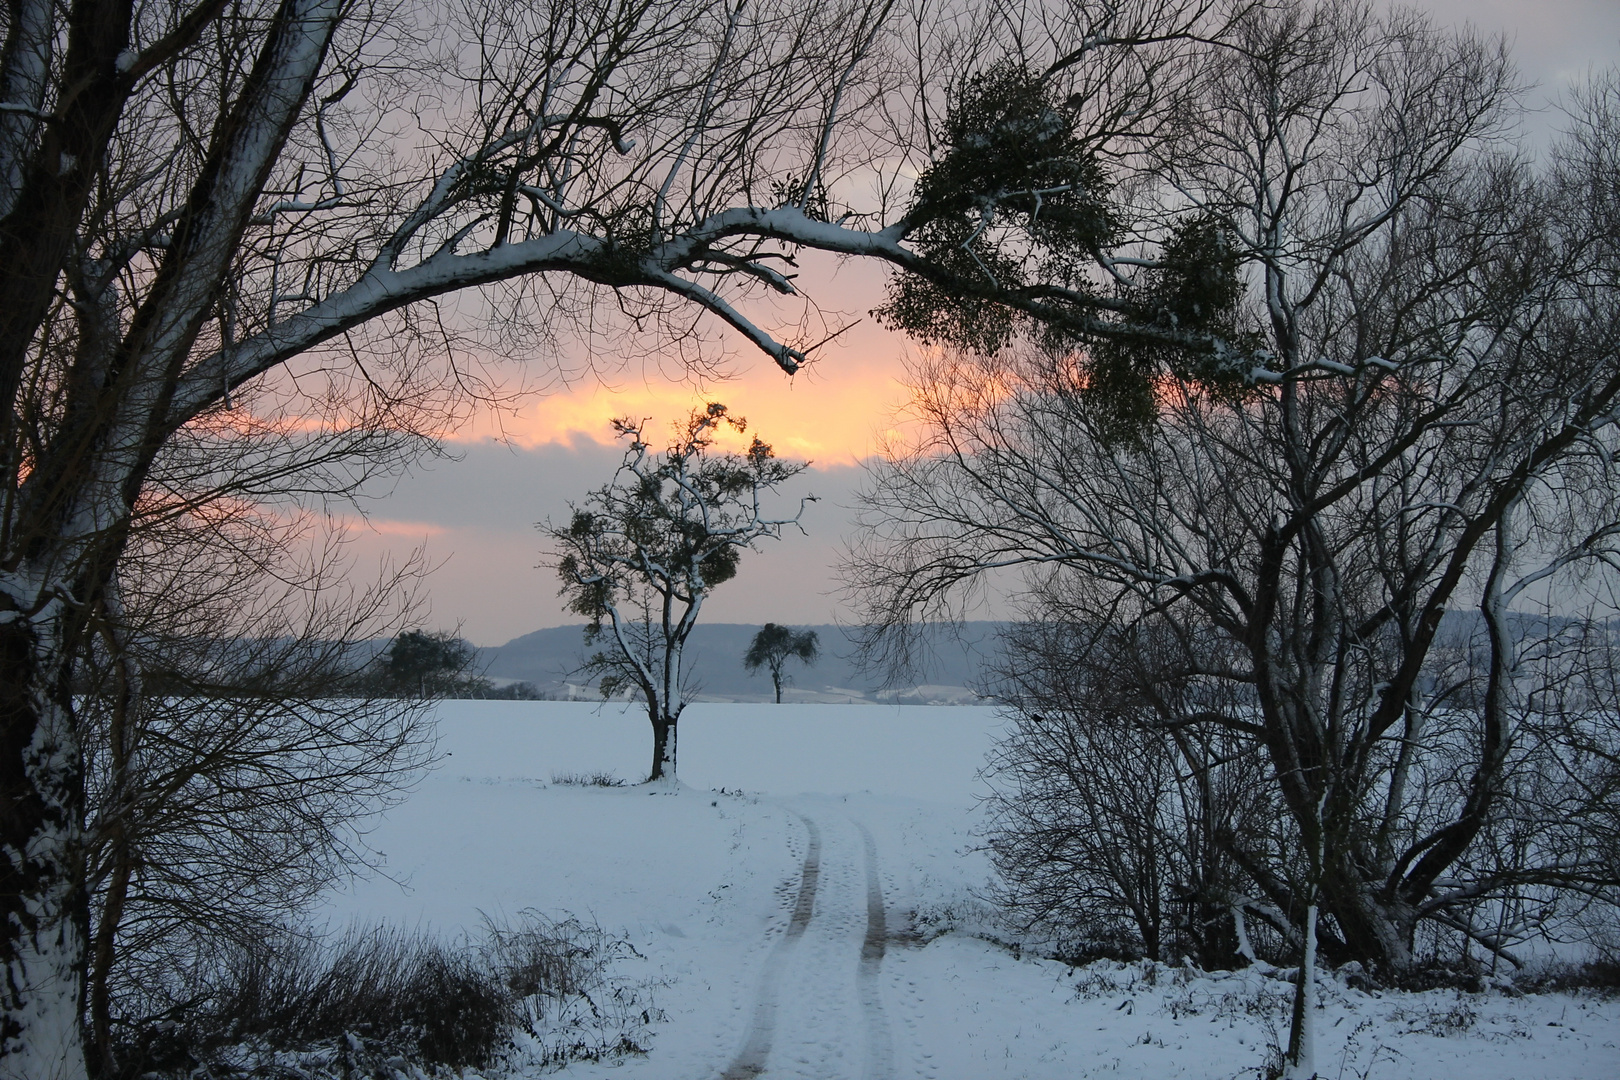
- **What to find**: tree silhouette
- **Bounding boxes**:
[550,406,812,779]
[381,630,480,699]
[744,624,820,703]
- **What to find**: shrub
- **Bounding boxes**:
[105,914,654,1079]
[550,770,627,787]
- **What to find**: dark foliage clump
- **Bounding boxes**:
[374,629,483,698]
[877,65,1257,446]
[879,63,1115,356]
[1082,213,1258,443]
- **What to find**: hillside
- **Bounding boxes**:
[478,622,1009,703]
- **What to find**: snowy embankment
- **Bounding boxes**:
[318,702,1620,1080]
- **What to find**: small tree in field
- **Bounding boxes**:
[550,405,812,781]
[744,624,820,703]
[380,629,481,698]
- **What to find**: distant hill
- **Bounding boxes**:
[478,622,1010,704]
[478,610,1607,705]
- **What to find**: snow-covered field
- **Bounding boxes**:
[319,701,1620,1080]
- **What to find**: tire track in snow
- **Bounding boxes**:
[855,821,895,1080]
[720,814,821,1080]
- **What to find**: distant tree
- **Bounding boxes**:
[549,405,812,781]
[381,630,481,698]
[744,624,820,703]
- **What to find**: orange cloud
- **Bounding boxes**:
[452,348,910,465]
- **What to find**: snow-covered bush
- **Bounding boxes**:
[102,914,657,1079]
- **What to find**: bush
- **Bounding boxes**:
[550,770,627,787]
[484,914,660,1070]
[106,914,655,1079]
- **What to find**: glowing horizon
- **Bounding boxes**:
[447,359,910,466]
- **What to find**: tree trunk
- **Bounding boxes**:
[1284,792,1326,1080]
[648,715,674,782]
[1320,860,1415,975]
[1282,900,1319,1080]
[86,847,129,1079]
[0,602,90,1080]
[86,611,135,1079]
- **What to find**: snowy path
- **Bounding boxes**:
[720,814,822,1079]
[720,810,896,1080]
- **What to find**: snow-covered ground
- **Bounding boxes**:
[319,702,1620,1080]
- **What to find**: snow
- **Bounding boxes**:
[1,615,90,1080]
[318,701,1620,1080]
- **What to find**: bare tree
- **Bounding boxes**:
[73,426,438,1074]
[984,613,1279,969]
[744,623,819,703]
[79,579,435,1075]
[848,7,1620,1076]
[550,405,811,780]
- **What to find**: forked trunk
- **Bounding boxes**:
[1321,865,1415,976]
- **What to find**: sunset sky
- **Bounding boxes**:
[344,1,1620,647]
